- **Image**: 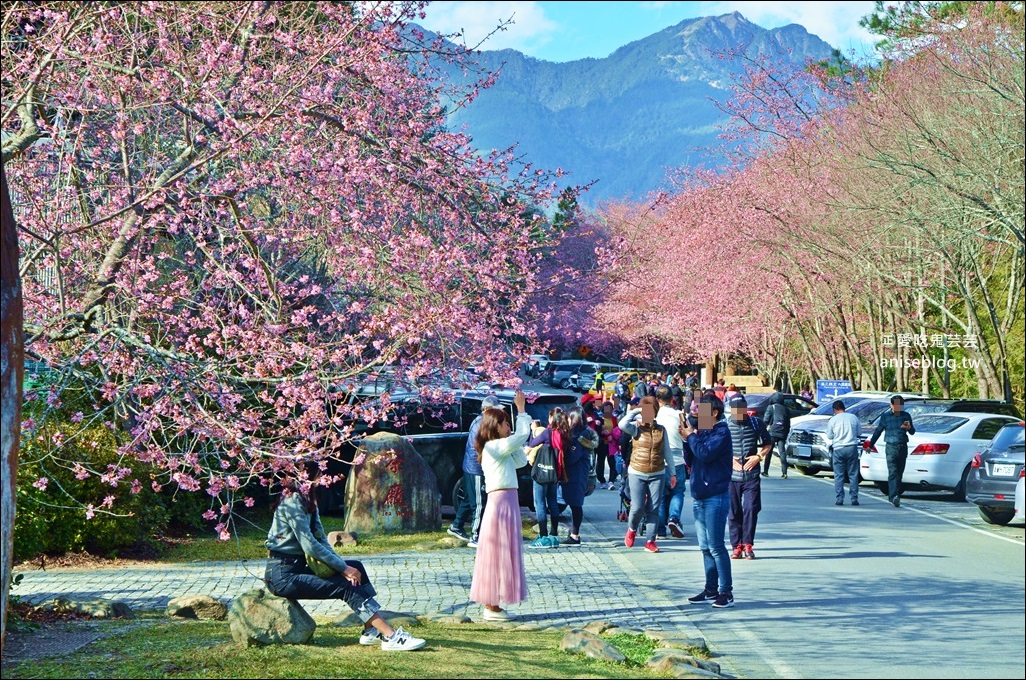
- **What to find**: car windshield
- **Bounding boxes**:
[745,395,768,406]
[913,415,969,434]
[850,401,891,425]
[808,396,865,416]
[905,402,956,417]
[991,423,1025,449]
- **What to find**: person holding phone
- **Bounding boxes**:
[470,389,533,621]
[618,395,676,553]
[868,395,916,507]
[680,393,735,608]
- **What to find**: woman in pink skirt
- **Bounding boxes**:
[469,389,532,621]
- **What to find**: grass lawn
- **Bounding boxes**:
[2,616,677,679]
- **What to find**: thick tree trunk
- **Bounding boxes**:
[1,163,23,655]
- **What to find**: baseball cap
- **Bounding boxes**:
[728,395,748,409]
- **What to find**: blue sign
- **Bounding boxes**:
[816,379,852,402]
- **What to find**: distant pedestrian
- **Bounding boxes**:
[680,393,735,608]
[448,395,501,546]
[470,389,532,621]
[265,464,426,650]
[824,400,861,506]
[800,386,814,402]
[525,408,567,547]
[725,395,772,560]
[599,400,621,490]
[713,379,727,403]
[723,383,740,404]
[868,395,916,507]
[560,405,597,545]
[761,392,792,478]
[634,375,649,400]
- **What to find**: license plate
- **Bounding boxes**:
[991,463,1016,477]
[797,446,812,459]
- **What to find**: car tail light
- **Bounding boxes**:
[747,408,757,417]
[911,443,950,455]
[971,453,982,468]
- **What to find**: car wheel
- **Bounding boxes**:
[874,481,889,493]
[797,466,818,476]
[451,477,465,510]
[952,465,971,502]
[978,506,1014,525]
[560,379,571,389]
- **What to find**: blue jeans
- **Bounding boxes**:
[533,481,559,537]
[693,492,732,595]
[265,557,381,623]
[832,445,860,502]
[659,463,686,529]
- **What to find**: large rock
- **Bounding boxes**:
[35,597,134,619]
[343,432,440,534]
[228,588,315,647]
[166,594,227,620]
[560,629,627,663]
[648,648,723,677]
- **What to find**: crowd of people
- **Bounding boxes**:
[260,374,917,638]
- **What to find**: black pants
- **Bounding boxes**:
[264,555,381,623]
[595,450,617,484]
[885,443,908,502]
[728,477,762,547]
[763,437,788,474]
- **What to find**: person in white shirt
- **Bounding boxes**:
[469,390,532,621]
[824,400,862,506]
[655,386,687,539]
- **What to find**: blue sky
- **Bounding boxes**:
[419,1,881,62]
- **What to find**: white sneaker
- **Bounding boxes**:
[482,608,516,622]
[380,626,426,652]
[359,627,383,645]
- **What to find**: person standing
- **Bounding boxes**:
[525,408,566,547]
[560,405,597,545]
[868,395,916,507]
[761,392,792,478]
[448,395,501,546]
[265,467,426,650]
[680,393,735,608]
[655,386,687,539]
[470,389,532,621]
[633,374,649,400]
[725,396,772,560]
[824,400,862,506]
[618,395,676,553]
[599,400,621,490]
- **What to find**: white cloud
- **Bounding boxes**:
[420,1,559,54]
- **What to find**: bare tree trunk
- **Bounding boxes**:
[1,162,23,654]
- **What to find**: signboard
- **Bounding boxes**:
[816,379,852,402]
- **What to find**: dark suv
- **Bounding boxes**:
[359,387,578,511]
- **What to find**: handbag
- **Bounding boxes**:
[531,443,558,484]
[525,443,543,466]
[305,553,337,579]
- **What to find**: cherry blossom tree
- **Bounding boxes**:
[1,1,568,542]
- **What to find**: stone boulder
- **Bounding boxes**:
[166,594,228,620]
[343,432,440,534]
[35,597,134,619]
[228,588,315,647]
[560,629,627,663]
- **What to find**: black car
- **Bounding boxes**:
[365,387,578,511]
[742,393,817,421]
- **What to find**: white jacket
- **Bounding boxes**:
[656,405,685,468]
[480,413,533,491]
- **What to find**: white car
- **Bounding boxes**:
[789,394,876,427]
[1015,474,1024,522]
[859,412,1021,499]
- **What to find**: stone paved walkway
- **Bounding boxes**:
[12,486,730,672]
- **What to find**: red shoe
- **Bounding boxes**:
[744,544,755,560]
[624,529,636,548]
[644,540,660,553]
[731,544,744,559]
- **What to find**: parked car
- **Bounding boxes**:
[743,393,817,422]
[859,412,1021,500]
[789,394,875,427]
[572,362,625,393]
[524,354,550,378]
[785,398,900,475]
[542,360,588,389]
[903,399,1021,419]
[363,387,579,512]
[965,421,1025,525]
